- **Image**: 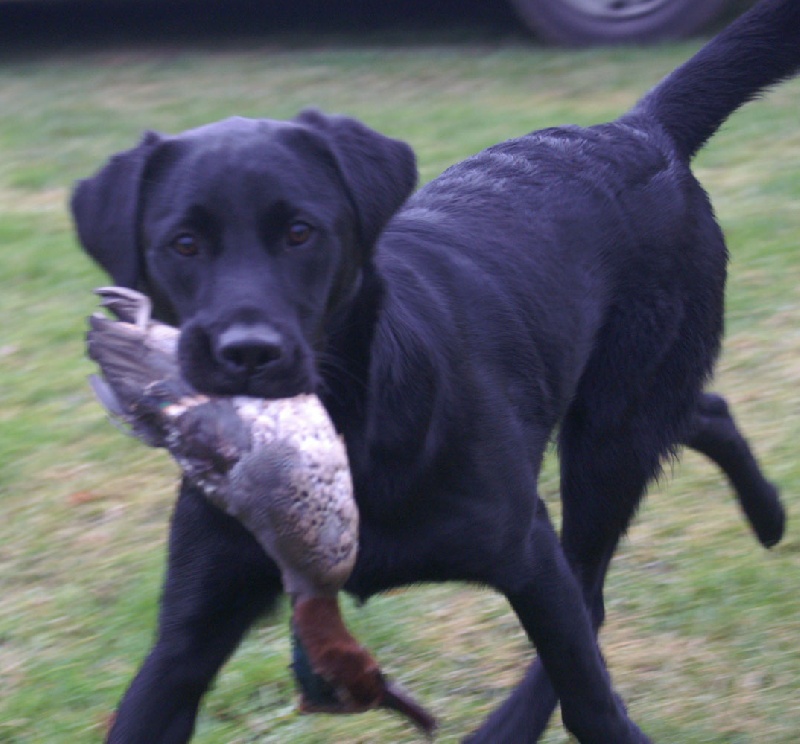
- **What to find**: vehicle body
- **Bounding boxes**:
[6,0,743,45]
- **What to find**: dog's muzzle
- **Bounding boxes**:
[179,318,318,399]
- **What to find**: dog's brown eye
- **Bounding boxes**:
[171,233,199,257]
[286,222,313,247]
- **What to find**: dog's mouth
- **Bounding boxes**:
[177,321,319,399]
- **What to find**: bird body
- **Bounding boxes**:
[88,287,359,596]
[87,287,435,735]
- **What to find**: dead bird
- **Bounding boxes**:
[87,286,436,735]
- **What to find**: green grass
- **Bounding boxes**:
[1,31,799,744]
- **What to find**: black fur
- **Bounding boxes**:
[72,1,796,741]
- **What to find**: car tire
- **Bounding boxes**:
[508,0,732,45]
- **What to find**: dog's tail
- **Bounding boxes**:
[631,0,800,160]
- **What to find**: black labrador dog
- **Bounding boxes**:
[72,1,797,741]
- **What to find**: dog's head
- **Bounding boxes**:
[72,111,417,398]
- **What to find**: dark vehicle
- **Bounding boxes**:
[509,0,734,44]
[6,0,741,46]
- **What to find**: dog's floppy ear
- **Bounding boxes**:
[295,109,417,249]
[71,131,163,288]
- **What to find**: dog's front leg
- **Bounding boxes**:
[107,480,282,744]
[478,500,650,744]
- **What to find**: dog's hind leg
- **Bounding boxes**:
[467,390,783,742]
[491,496,651,743]
[466,412,661,743]
[683,392,785,548]
[106,481,282,744]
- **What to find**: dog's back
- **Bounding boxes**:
[376,0,800,445]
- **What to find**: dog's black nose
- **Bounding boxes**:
[217,324,284,374]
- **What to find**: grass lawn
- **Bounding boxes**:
[1,25,798,744]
